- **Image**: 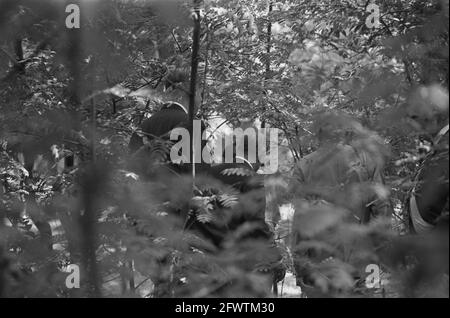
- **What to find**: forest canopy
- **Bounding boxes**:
[0,0,448,298]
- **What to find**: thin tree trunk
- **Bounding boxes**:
[80,167,102,298]
[91,98,96,162]
[200,24,211,117]
[262,2,273,129]
[189,0,202,182]
[13,39,25,74]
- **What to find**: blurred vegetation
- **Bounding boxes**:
[0,0,448,298]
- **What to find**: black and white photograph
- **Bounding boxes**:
[0,0,448,301]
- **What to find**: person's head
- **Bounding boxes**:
[314,112,358,147]
[406,84,449,136]
[162,68,202,115]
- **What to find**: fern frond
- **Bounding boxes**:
[220,168,253,177]
[217,193,239,208]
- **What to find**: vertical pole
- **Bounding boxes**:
[262,1,273,129]
[189,0,202,186]
[91,98,96,162]
[66,0,100,296]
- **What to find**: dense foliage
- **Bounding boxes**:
[0,0,448,298]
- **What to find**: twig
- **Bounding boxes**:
[0,47,19,66]
[135,276,153,290]
[172,29,183,53]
